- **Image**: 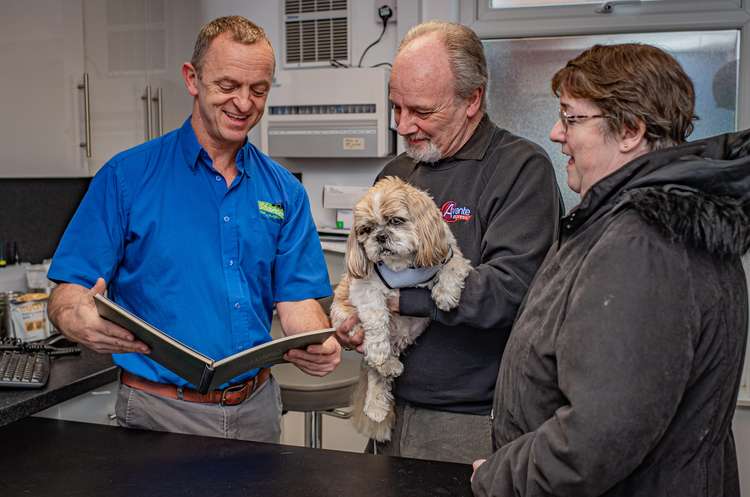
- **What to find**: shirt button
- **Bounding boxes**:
[228,259,234,266]
[234,302,241,309]
[223,215,230,222]
[215,175,222,182]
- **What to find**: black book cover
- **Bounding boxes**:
[93,294,334,393]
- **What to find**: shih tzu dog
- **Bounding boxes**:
[330,176,472,442]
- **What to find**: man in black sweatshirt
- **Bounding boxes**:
[336,20,561,464]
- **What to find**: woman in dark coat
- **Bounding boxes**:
[471,43,750,497]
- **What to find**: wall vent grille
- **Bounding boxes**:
[284,0,348,67]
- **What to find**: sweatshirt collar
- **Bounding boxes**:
[453,114,494,161]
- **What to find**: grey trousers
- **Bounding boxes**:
[115,375,283,443]
[368,401,493,464]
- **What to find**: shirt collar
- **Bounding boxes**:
[235,147,250,178]
[452,114,494,161]
[177,116,251,178]
[178,117,202,170]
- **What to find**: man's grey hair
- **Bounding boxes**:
[398,21,488,111]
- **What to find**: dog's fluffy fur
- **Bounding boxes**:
[330,176,472,442]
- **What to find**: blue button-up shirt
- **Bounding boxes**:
[49,118,331,388]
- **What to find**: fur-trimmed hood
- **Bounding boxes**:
[567,129,750,256]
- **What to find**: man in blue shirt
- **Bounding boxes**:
[47,16,340,442]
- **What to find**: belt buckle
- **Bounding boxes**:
[220,381,250,406]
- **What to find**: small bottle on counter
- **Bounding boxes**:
[4,241,13,266]
[0,291,23,338]
[0,240,6,267]
[5,241,18,265]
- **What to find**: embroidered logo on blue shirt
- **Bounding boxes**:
[258,201,284,220]
[440,201,472,223]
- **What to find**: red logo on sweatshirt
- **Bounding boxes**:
[441,201,473,223]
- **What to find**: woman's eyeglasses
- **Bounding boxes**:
[559,109,612,130]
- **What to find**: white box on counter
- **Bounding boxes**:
[336,209,354,230]
[322,185,370,210]
[0,264,30,293]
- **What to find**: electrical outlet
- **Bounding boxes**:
[374,0,397,24]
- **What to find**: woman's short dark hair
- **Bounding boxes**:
[551,43,696,150]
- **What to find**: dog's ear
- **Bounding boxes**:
[410,188,450,267]
[345,231,370,279]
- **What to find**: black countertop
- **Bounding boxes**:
[0,417,474,497]
[0,347,118,426]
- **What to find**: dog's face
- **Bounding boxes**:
[346,176,450,279]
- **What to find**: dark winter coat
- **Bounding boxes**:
[472,130,750,497]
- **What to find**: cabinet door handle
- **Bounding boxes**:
[77,73,92,158]
[141,85,152,141]
[151,87,163,137]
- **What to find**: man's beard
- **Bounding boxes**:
[404,136,442,163]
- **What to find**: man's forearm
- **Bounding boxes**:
[48,282,90,331]
[276,298,330,336]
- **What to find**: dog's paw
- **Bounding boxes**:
[432,284,461,311]
[347,322,363,338]
[363,370,394,423]
[329,304,352,329]
[430,253,471,311]
[364,392,392,423]
[364,404,390,423]
[375,356,403,378]
[352,409,393,442]
[364,338,391,367]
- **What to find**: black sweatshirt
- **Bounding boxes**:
[377,115,561,414]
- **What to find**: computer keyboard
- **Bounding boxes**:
[0,350,50,388]
[0,335,80,389]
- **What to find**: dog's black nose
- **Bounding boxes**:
[376,233,388,244]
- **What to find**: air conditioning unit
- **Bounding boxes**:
[260,67,394,158]
[283,0,349,68]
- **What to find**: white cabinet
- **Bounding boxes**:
[0,0,199,178]
[34,380,119,426]
[81,0,149,174]
[148,2,202,139]
[82,0,200,174]
[0,0,88,177]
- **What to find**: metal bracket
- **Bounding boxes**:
[323,407,353,419]
[595,0,642,14]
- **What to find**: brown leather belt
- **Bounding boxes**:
[121,368,271,406]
